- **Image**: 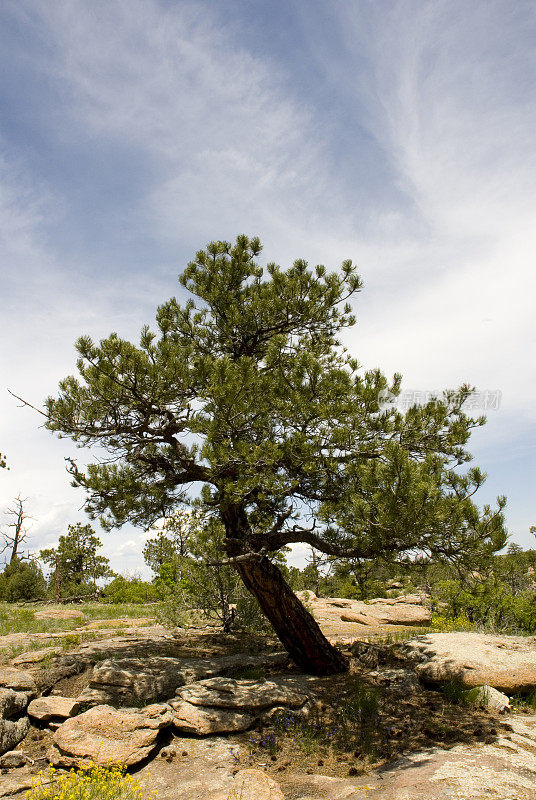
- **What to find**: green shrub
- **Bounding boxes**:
[430,570,536,635]
[0,559,46,601]
[440,680,469,705]
[101,576,161,604]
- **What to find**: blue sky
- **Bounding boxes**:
[1,0,535,576]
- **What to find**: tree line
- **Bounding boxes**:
[0,496,113,602]
[1,499,534,635]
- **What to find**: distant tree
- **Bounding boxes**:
[0,452,8,470]
[1,495,34,565]
[329,557,389,600]
[507,543,523,556]
[143,509,198,583]
[499,545,533,596]
[40,523,113,598]
[44,235,507,674]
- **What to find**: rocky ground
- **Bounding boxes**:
[0,597,535,799]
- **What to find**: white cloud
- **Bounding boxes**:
[112,539,140,558]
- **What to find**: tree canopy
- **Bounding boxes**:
[45,235,506,672]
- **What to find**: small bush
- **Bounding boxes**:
[268,679,381,759]
[25,764,150,800]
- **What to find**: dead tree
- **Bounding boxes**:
[1,495,34,565]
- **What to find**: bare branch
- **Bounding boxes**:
[7,390,49,419]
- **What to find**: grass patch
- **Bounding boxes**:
[245,676,382,772]
[0,602,155,638]
[60,633,82,649]
[510,690,536,712]
[0,605,70,636]
[81,603,156,621]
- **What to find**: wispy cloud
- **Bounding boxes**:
[12,0,335,254]
[0,0,534,555]
[300,2,536,419]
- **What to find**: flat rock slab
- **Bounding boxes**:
[77,652,288,707]
[34,609,85,620]
[171,700,254,735]
[0,667,37,696]
[228,769,284,800]
[0,768,45,798]
[297,591,431,627]
[136,737,240,800]
[365,713,536,800]
[62,633,189,666]
[278,713,536,800]
[399,632,536,691]
[0,628,172,664]
[341,605,430,626]
[11,647,62,667]
[28,695,80,722]
[178,677,308,711]
[50,702,173,767]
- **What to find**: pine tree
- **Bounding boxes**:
[45,236,506,673]
[40,523,113,597]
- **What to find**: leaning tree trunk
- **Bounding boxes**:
[222,504,348,675]
[235,555,348,675]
